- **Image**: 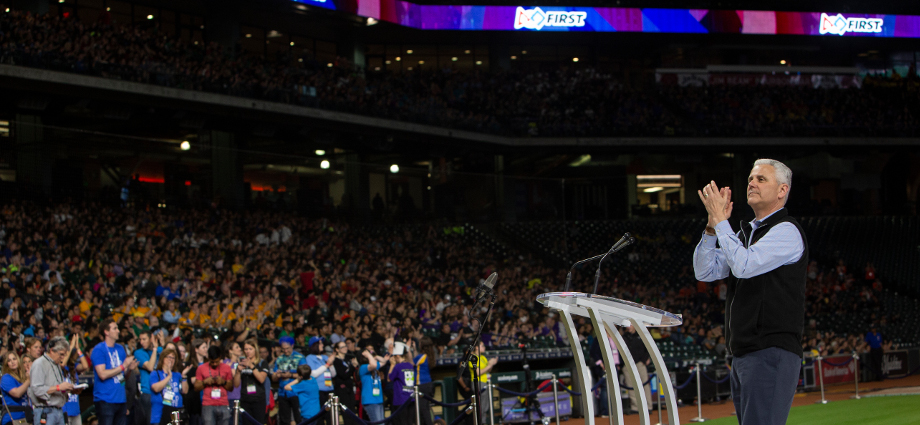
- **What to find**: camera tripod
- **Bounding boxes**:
[502,343,548,425]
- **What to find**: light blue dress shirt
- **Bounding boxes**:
[693,209,804,281]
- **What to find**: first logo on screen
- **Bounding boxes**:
[818,13,883,35]
[514,7,587,30]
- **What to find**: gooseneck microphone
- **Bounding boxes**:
[592,233,636,294]
[564,233,632,292]
[475,272,498,301]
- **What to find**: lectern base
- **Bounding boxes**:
[689,417,709,422]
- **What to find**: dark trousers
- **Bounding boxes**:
[869,347,884,380]
[157,407,182,425]
[239,400,266,425]
[417,382,435,425]
[730,347,801,425]
[135,394,152,425]
[95,402,127,425]
[276,396,302,425]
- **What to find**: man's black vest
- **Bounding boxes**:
[725,208,808,358]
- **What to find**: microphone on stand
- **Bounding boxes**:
[592,233,636,294]
[475,272,498,302]
[564,233,631,292]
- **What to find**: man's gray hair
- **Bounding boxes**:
[754,159,792,189]
[47,336,69,353]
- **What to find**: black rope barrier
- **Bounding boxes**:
[339,400,416,425]
[492,381,554,397]
[239,410,263,425]
[621,374,655,391]
[448,409,471,425]
[293,409,327,425]
[700,370,731,384]
[422,394,472,407]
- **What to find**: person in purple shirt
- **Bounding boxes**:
[387,342,416,425]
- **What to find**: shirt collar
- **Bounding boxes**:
[751,208,783,228]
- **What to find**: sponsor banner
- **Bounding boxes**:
[819,355,856,385]
[883,350,910,377]
[501,392,571,423]
[657,72,863,88]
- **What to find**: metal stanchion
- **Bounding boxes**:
[413,385,422,425]
[487,378,495,425]
[171,410,180,425]
[690,362,708,422]
[551,374,560,425]
[233,400,240,425]
[852,353,861,400]
[333,395,341,425]
[815,356,828,404]
[656,379,665,425]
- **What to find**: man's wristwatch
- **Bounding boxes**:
[705,226,716,236]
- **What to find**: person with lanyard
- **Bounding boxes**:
[357,345,389,423]
[134,331,162,425]
[387,342,416,425]
[237,339,269,424]
[272,337,306,425]
[28,337,76,425]
[193,346,236,425]
[413,337,437,425]
[221,342,243,409]
[150,349,191,425]
[303,337,335,425]
[330,341,358,425]
[184,339,209,425]
[92,319,140,425]
[1,352,31,425]
[61,336,90,425]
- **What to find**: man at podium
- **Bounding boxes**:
[692,159,808,425]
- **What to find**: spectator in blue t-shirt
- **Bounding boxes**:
[283,365,320,422]
[91,319,140,425]
[61,336,90,425]
[388,342,416,425]
[413,338,438,425]
[303,337,336,425]
[135,331,163,425]
[150,349,191,425]
[865,325,884,381]
[358,346,389,423]
[1,352,30,425]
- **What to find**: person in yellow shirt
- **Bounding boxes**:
[470,341,498,423]
[112,296,137,322]
[78,295,94,318]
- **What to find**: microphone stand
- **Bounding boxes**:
[565,233,630,292]
[593,236,635,294]
[458,289,498,425]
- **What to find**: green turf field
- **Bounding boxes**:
[701,396,920,425]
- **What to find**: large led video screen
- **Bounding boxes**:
[292,0,920,37]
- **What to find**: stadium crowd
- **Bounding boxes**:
[0,199,903,425]
[1,8,918,138]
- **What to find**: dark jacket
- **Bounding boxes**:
[725,208,808,358]
[623,331,650,364]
